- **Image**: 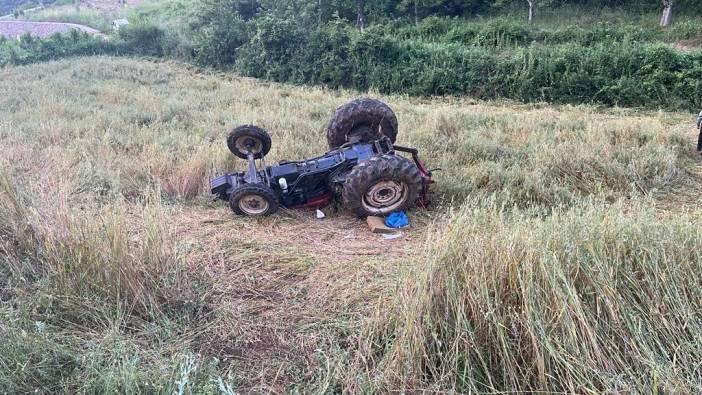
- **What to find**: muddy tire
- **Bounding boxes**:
[342,154,422,217]
[229,184,279,216]
[325,98,398,150]
[227,125,272,159]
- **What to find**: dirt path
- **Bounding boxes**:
[170,206,424,262]
[165,206,429,392]
[0,20,100,38]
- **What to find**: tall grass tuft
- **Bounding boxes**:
[0,170,196,319]
[349,201,702,393]
[0,171,213,392]
[0,171,44,286]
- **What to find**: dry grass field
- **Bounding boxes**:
[1,56,701,393]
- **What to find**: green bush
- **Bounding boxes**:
[542,23,659,45]
[501,43,702,108]
[666,19,702,41]
[3,12,701,110]
[0,24,171,67]
[0,31,115,66]
[472,17,532,46]
[231,18,702,110]
[191,0,252,67]
[234,16,303,79]
[115,23,166,57]
[377,17,665,48]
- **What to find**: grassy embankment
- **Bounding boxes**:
[1,57,701,392]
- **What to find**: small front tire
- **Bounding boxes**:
[229,184,279,216]
[227,125,272,159]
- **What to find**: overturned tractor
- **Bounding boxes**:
[211,98,433,217]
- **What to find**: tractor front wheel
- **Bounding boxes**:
[342,154,422,217]
[227,125,272,159]
[229,184,279,216]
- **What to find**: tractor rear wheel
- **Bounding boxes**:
[229,184,279,216]
[342,154,422,217]
[325,98,398,150]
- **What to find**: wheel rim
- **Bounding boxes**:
[347,125,378,144]
[235,136,263,156]
[238,194,269,215]
[362,180,407,214]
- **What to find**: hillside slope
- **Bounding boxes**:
[1,57,700,392]
[0,20,100,38]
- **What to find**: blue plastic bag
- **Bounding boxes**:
[386,211,409,229]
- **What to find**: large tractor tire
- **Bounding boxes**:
[342,154,422,217]
[325,98,398,150]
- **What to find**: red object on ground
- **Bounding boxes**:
[295,191,334,209]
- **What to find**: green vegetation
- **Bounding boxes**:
[384,15,702,45]
[17,0,191,32]
[1,57,700,392]
[227,17,702,109]
[187,0,702,110]
[22,6,115,31]
[3,1,702,109]
[0,24,169,65]
[0,30,110,64]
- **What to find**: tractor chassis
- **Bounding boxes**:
[211,138,432,210]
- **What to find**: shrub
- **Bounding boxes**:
[226,16,702,110]
[666,19,702,41]
[472,17,532,47]
[542,23,659,45]
[235,16,303,79]
[115,23,166,57]
[0,24,172,67]
[192,0,251,67]
[0,31,115,66]
[3,12,701,110]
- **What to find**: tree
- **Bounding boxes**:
[660,0,673,27]
[191,0,250,66]
[519,0,556,25]
[258,0,348,26]
[494,0,545,24]
[233,0,260,19]
[356,0,366,31]
[414,0,419,24]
